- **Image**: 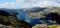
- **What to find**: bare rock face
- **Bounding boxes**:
[0,10,32,28]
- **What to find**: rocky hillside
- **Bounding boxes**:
[0,10,32,28]
[27,7,60,19]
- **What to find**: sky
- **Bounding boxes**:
[0,0,60,9]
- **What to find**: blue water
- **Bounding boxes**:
[17,13,27,20]
[16,13,56,26]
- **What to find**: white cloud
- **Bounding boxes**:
[32,1,60,7]
[12,0,60,8]
[0,2,15,9]
[0,0,60,8]
[16,0,40,3]
[0,2,23,9]
[16,0,24,3]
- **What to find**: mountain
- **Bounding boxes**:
[0,7,60,27]
[27,7,60,25]
[0,10,32,28]
[22,7,47,13]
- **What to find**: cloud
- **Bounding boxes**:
[0,2,26,9]
[32,0,60,7]
[0,2,16,9]
[0,0,60,8]
[16,0,60,8]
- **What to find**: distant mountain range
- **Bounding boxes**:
[22,7,47,13]
[0,7,60,26]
